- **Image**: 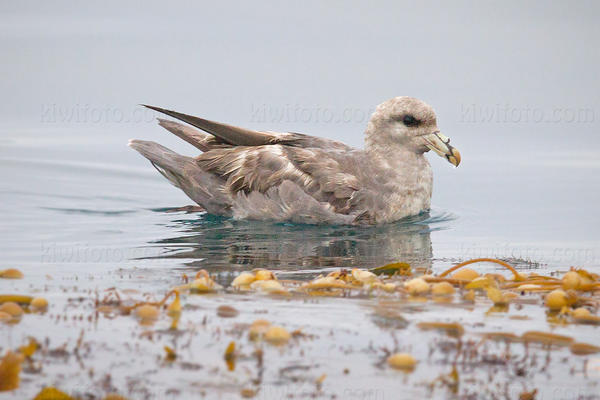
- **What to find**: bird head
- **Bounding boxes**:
[367,97,460,167]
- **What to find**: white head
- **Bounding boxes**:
[365,97,460,166]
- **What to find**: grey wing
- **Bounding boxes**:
[196,145,365,215]
[144,105,369,219]
[145,105,353,152]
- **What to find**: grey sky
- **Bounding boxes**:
[1,1,598,150]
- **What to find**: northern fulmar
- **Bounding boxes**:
[129,97,460,225]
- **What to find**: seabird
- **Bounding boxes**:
[129,97,460,225]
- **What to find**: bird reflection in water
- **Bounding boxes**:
[145,209,454,282]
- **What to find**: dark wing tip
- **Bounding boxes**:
[139,104,285,147]
[141,104,171,113]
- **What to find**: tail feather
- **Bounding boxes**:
[128,139,190,187]
[128,139,233,215]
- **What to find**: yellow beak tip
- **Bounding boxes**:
[448,149,461,167]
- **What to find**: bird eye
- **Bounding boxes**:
[402,115,419,127]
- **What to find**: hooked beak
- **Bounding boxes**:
[423,131,461,167]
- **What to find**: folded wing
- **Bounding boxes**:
[144,105,353,152]
[197,145,363,214]
[144,105,364,216]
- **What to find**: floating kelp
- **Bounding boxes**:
[217,305,239,318]
[450,268,480,282]
[0,351,24,391]
[264,326,291,345]
[250,279,288,295]
[0,295,32,305]
[248,319,271,341]
[351,268,378,284]
[231,272,256,288]
[431,282,455,296]
[571,307,600,325]
[387,353,416,371]
[370,262,411,276]
[301,276,352,290]
[405,278,430,296]
[417,322,464,338]
[231,269,288,294]
[33,387,73,400]
[103,394,129,400]
[254,269,276,281]
[562,271,582,290]
[3,257,600,398]
[135,304,160,325]
[224,341,236,371]
[486,287,515,306]
[480,332,522,343]
[570,342,600,356]
[438,258,523,281]
[468,276,500,290]
[545,289,569,310]
[0,269,23,279]
[19,338,38,358]
[30,297,48,312]
[164,345,177,362]
[0,302,24,320]
[167,290,181,318]
[189,270,221,293]
[521,331,574,347]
